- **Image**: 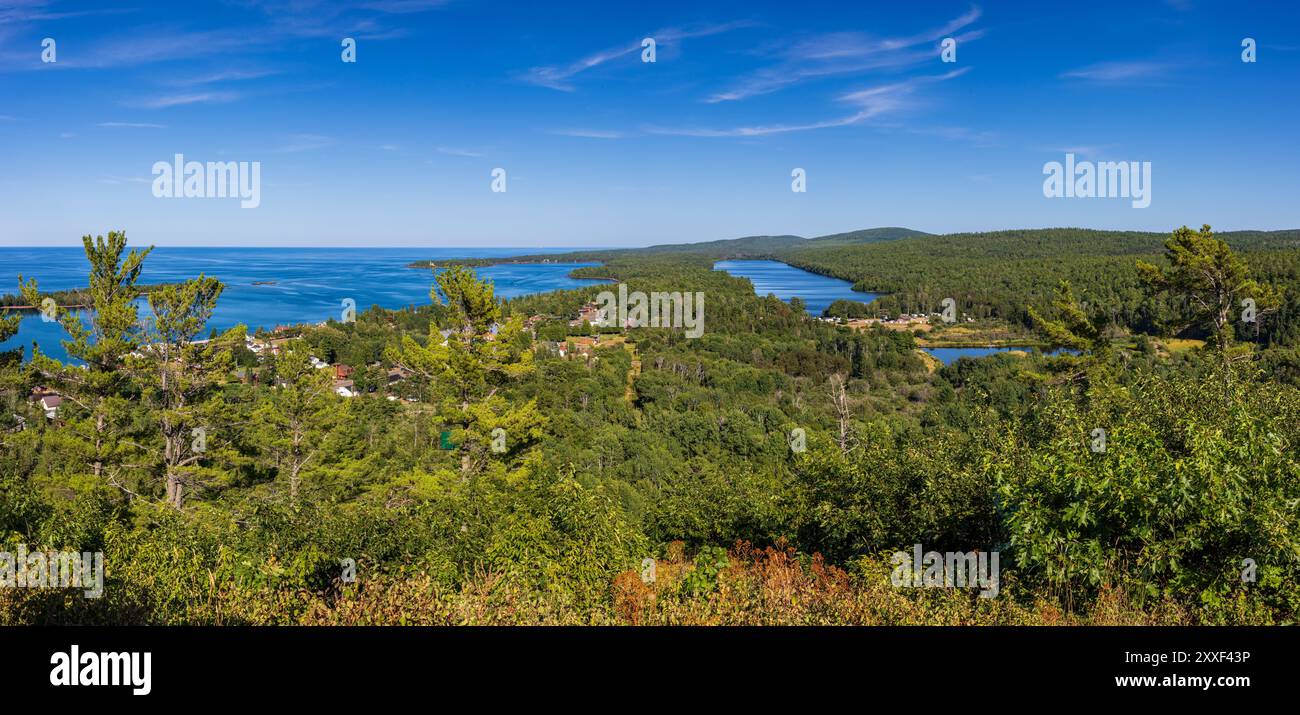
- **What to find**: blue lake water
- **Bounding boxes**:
[713,259,880,316]
[713,258,1064,365]
[0,247,607,364]
[5,249,1067,367]
[923,346,1063,364]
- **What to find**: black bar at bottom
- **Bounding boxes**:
[0,626,1288,703]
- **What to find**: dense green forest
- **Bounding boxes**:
[777,228,1300,346]
[406,226,929,268]
[2,226,1298,625]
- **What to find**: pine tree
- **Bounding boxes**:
[134,275,236,509]
[17,231,152,483]
[253,341,338,505]
[0,312,17,344]
[1137,224,1283,349]
[387,265,543,478]
[1027,280,1110,354]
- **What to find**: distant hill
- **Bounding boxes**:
[785,227,1300,271]
[777,227,1300,343]
[406,227,930,267]
[629,233,805,256]
[630,226,930,256]
[801,227,933,248]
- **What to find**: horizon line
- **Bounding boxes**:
[1,225,1297,251]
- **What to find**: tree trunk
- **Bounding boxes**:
[93,412,104,478]
[166,472,183,510]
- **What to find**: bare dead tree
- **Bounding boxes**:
[829,373,854,453]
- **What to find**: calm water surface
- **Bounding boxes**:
[713,259,880,316]
[1,247,606,363]
[5,250,1067,367]
[713,259,1063,365]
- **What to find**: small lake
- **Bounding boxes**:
[714,258,1064,365]
[713,259,880,316]
[925,346,1059,364]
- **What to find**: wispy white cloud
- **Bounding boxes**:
[133,91,241,109]
[1059,61,1170,83]
[549,128,625,139]
[905,124,998,147]
[99,174,150,185]
[519,21,755,91]
[46,27,268,69]
[248,0,449,41]
[0,0,133,24]
[1,1,448,72]
[276,133,335,152]
[1053,145,1102,156]
[358,0,451,13]
[0,1,137,70]
[164,68,281,86]
[705,7,982,103]
[435,146,484,158]
[97,121,167,128]
[1033,144,1118,160]
[646,67,971,137]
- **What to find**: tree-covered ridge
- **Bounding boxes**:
[1,227,1297,625]
[0,282,181,311]
[404,226,929,268]
[408,226,1300,348]
[780,228,1300,346]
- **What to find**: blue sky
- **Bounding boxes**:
[0,0,1297,247]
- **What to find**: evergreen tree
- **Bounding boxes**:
[1137,224,1283,349]
[0,311,17,344]
[135,275,236,509]
[253,342,338,505]
[387,266,543,479]
[18,231,152,482]
[1027,280,1110,354]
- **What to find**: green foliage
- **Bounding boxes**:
[387,264,544,480]
[678,545,730,596]
[1027,280,1110,353]
[782,227,1300,346]
[3,227,1298,625]
[994,364,1300,621]
[250,342,339,504]
[15,231,154,483]
[135,275,235,509]
[1137,224,1283,348]
[823,299,874,319]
